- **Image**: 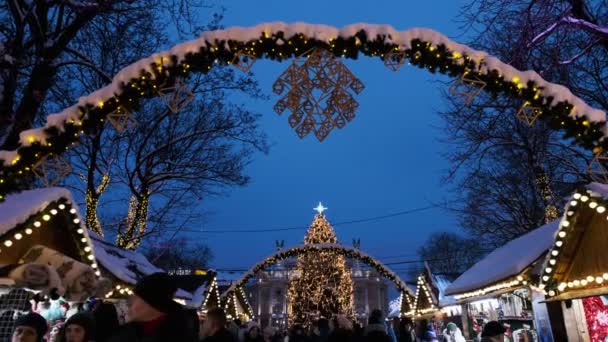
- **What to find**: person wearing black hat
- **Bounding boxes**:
[61,312,95,342]
[481,321,505,342]
[201,307,235,342]
[12,312,48,342]
[109,272,197,342]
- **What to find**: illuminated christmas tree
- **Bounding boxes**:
[288,203,354,326]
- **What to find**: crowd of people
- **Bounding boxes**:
[8,273,508,342]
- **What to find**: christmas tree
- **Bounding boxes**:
[288,203,354,326]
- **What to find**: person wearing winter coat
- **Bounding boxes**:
[397,318,415,342]
[60,312,95,342]
[11,312,48,342]
[244,324,264,342]
[201,308,236,342]
[108,272,198,342]
[442,323,465,342]
[364,310,391,342]
[480,321,505,342]
[92,303,119,342]
[288,324,307,342]
[328,315,353,342]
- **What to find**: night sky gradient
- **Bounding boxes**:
[189,0,469,285]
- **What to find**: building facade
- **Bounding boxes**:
[246,258,389,329]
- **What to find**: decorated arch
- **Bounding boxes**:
[222,243,414,308]
[0,23,606,198]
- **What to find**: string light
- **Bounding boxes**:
[0,27,603,201]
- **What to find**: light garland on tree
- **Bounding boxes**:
[85,173,110,236]
[0,23,604,200]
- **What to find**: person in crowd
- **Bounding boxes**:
[288,324,307,342]
[397,318,415,342]
[59,312,95,342]
[442,323,465,342]
[364,309,391,342]
[328,315,352,342]
[11,312,48,342]
[481,321,505,342]
[92,302,119,342]
[244,323,264,342]
[263,326,275,342]
[423,323,439,342]
[310,318,330,342]
[200,307,235,342]
[109,272,197,342]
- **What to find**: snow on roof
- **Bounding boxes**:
[0,187,75,236]
[3,23,605,163]
[388,296,401,318]
[445,220,560,296]
[89,232,191,299]
[585,182,608,199]
[433,275,456,306]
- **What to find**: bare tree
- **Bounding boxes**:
[417,232,486,279]
[441,0,606,246]
[143,237,213,271]
[0,0,209,151]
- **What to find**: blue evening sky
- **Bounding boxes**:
[191,0,469,281]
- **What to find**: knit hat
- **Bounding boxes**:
[14,312,48,341]
[481,321,505,337]
[134,272,180,314]
[65,312,95,340]
[446,322,458,332]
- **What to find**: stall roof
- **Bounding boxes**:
[445,219,559,296]
[542,182,608,301]
[0,187,75,235]
[90,232,191,299]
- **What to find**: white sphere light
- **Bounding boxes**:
[581,195,589,202]
[598,206,606,213]
[590,202,598,209]
[33,221,41,228]
[558,231,566,238]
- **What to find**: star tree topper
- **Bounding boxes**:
[314,202,328,214]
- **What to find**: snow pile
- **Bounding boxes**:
[2,23,605,164]
[584,182,608,199]
[445,220,560,295]
[89,232,192,299]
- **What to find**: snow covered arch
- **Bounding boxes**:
[0,23,606,198]
[222,243,414,300]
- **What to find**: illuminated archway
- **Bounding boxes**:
[221,243,414,314]
[0,23,605,198]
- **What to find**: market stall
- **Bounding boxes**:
[0,188,105,339]
[411,264,460,337]
[445,220,560,341]
[167,268,220,311]
[540,182,608,341]
[91,233,192,303]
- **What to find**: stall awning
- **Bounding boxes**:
[540,183,608,301]
[445,220,559,298]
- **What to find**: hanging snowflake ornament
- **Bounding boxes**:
[272,48,365,142]
[516,102,543,126]
[32,156,72,187]
[588,149,608,184]
[157,78,194,114]
[449,72,486,106]
[231,50,257,73]
[107,106,137,133]
[383,51,408,71]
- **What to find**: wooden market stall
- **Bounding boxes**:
[445,220,560,341]
[167,269,221,312]
[0,188,103,339]
[540,183,608,341]
[90,233,193,303]
[411,264,460,337]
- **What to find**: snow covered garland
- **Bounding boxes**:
[223,243,414,299]
[0,23,605,198]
